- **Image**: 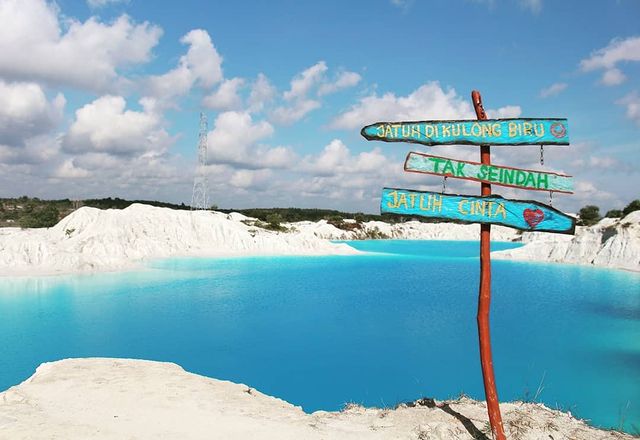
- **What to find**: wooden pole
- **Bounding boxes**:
[471,90,506,440]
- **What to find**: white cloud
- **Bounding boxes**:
[0,80,65,146]
[145,29,223,106]
[283,61,327,101]
[580,36,640,86]
[202,77,245,110]
[63,95,172,156]
[87,0,129,8]
[230,169,272,189]
[54,159,90,178]
[302,139,388,177]
[294,139,408,204]
[539,82,568,98]
[207,111,296,169]
[318,71,362,96]
[0,0,162,91]
[519,0,542,14]
[0,133,61,165]
[617,92,640,125]
[490,105,522,118]
[331,81,520,130]
[248,73,276,112]
[271,99,321,125]
[601,68,626,86]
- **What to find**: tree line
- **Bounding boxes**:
[1,196,638,229]
[577,199,640,226]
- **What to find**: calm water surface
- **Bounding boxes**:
[0,240,638,433]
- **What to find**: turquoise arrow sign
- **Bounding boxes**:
[381,188,576,234]
[404,152,574,193]
[362,118,569,146]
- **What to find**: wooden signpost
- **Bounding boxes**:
[361,90,575,440]
[404,152,574,193]
[381,188,576,234]
[361,118,569,146]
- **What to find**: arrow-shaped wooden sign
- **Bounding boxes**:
[381,188,576,234]
[404,152,574,193]
[361,118,569,146]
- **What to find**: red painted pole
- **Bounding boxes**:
[471,90,506,440]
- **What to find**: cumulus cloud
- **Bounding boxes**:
[63,95,173,156]
[207,111,295,169]
[0,80,65,146]
[145,29,223,106]
[248,73,276,112]
[229,169,272,189]
[617,92,640,125]
[202,77,245,110]
[600,68,625,86]
[271,62,361,124]
[539,82,568,98]
[292,139,410,204]
[271,62,327,124]
[283,62,327,101]
[0,0,161,91]
[318,71,361,96]
[87,0,129,8]
[54,159,90,178]
[580,36,640,86]
[271,99,321,125]
[330,81,520,130]
[302,139,388,177]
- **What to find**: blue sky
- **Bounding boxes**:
[0,0,638,213]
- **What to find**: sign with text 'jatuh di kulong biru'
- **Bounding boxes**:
[381,188,576,234]
[361,118,569,146]
[404,152,574,193]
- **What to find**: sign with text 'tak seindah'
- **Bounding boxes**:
[381,188,576,234]
[361,118,569,146]
[404,152,574,193]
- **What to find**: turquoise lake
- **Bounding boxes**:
[0,240,638,433]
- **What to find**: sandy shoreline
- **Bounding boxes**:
[0,358,633,440]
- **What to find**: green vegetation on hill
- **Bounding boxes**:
[217,207,392,224]
[3,196,639,229]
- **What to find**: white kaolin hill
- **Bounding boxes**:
[0,358,632,440]
[493,211,640,271]
[0,204,357,276]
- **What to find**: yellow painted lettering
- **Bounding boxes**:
[471,122,482,137]
[432,194,443,212]
[386,190,398,208]
[458,199,469,215]
[508,122,518,137]
[398,193,408,209]
[419,195,430,211]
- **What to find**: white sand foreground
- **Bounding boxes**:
[0,358,632,440]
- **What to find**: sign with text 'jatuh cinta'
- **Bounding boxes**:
[381,188,576,234]
[404,152,574,193]
[361,118,569,146]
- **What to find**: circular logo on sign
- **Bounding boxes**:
[550,122,566,138]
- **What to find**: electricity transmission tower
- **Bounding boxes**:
[191,112,209,210]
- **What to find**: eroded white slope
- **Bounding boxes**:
[493,211,640,271]
[0,204,357,276]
